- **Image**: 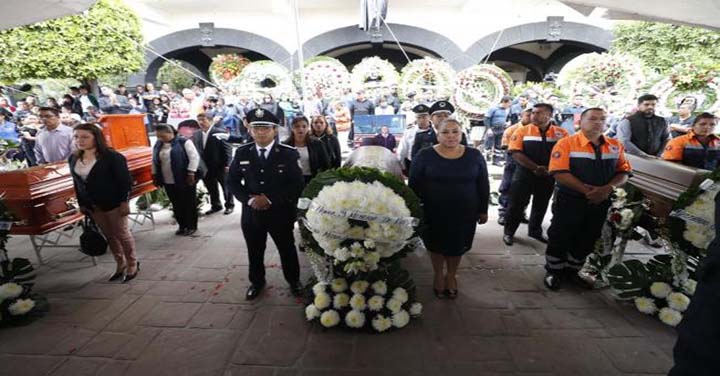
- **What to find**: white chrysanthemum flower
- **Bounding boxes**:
[409,302,423,316]
[350,294,367,311]
[372,314,393,332]
[305,304,321,320]
[684,222,714,249]
[8,298,35,316]
[619,208,635,229]
[331,278,348,293]
[347,226,366,239]
[649,282,672,299]
[312,282,327,296]
[634,297,658,315]
[658,307,683,327]
[367,295,385,311]
[364,239,376,249]
[333,293,350,309]
[614,188,627,200]
[334,248,350,262]
[392,310,410,328]
[350,280,370,294]
[371,281,387,295]
[345,310,366,328]
[364,252,381,265]
[682,279,697,296]
[0,283,23,301]
[392,287,409,303]
[320,309,341,328]
[314,292,332,310]
[667,292,691,312]
[386,297,402,313]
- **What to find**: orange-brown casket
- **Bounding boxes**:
[0,114,155,235]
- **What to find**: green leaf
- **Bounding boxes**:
[607,259,650,300]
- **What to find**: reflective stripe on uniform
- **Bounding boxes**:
[524,136,561,142]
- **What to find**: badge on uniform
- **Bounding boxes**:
[552,151,562,159]
[609,145,619,153]
[555,131,564,138]
[665,145,672,151]
[511,135,518,141]
[255,108,265,118]
[239,161,250,165]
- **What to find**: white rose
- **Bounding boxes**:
[682,279,697,296]
[633,297,657,315]
[314,292,332,310]
[392,287,409,303]
[312,282,327,296]
[649,282,672,299]
[367,295,385,311]
[364,239,376,249]
[0,283,23,301]
[409,302,423,316]
[386,297,402,313]
[305,304,321,320]
[658,307,683,327]
[350,280,370,294]
[8,298,35,316]
[344,310,366,328]
[392,310,410,328]
[333,293,350,309]
[350,294,367,311]
[331,278,348,293]
[371,314,393,332]
[320,310,341,328]
[667,292,691,312]
[371,281,388,296]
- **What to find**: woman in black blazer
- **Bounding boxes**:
[310,115,342,168]
[69,123,139,283]
[284,115,331,183]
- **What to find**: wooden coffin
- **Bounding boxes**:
[626,154,708,218]
[99,114,150,149]
[0,148,154,235]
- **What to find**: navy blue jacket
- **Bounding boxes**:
[152,137,205,188]
[69,150,132,211]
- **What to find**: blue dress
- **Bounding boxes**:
[409,147,490,256]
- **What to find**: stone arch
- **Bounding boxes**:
[293,23,473,70]
[140,26,292,85]
[465,20,612,64]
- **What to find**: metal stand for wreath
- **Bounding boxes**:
[28,219,94,266]
[128,192,156,232]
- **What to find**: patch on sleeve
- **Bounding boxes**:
[511,135,518,141]
[552,151,562,159]
[609,145,619,153]
[665,145,672,151]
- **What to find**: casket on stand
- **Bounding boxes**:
[0,114,155,263]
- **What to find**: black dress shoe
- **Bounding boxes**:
[520,216,529,224]
[543,272,561,290]
[184,228,197,236]
[289,283,303,297]
[223,208,234,215]
[205,208,222,215]
[503,235,514,246]
[122,261,140,283]
[529,233,548,243]
[246,284,264,300]
[175,228,186,235]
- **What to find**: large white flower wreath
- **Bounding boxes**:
[454,64,513,116]
[351,56,400,99]
[649,77,720,118]
[301,56,351,100]
[237,60,297,101]
[399,57,456,102]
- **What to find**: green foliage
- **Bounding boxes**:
[157,60,197,91]
[0,0,144,82]
[612,21,720,75]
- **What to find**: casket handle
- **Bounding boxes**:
[52,197,80,220]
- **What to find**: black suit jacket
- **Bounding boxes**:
[193,126,233,170]
[284,137,331,176]
[227,142,304,210]
[68,150,132,211]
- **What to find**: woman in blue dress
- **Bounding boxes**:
[409,118,490,299]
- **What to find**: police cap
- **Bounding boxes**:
[246,108,279,127]
[429,100,455,115]
[412,104,430,115]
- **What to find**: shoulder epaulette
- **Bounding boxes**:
[278,143,297,150]
[237,142,256,149]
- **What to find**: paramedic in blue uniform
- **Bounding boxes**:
[227,108,305,300]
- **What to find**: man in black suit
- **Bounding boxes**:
[193,112,234,215]
[227,108,305,300]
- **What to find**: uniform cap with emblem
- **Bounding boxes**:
[246,108,279,127]
[429,100,455,115]
[412,104,430,115]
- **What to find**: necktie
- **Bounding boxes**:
[259,148,267,163]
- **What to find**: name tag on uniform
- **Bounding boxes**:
[238,161,250,165]
[277,164,286,168]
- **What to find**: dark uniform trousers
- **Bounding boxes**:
[165,183,198,231]
[203,168,234,210]
[498,154,516,216]
[504,168,554,237]
[241,204,300,287]
[544,191,609,272]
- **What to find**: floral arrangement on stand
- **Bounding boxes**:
[453,64,513,119]
[350,57,399,100]
[398,57,456,102]
[649,68,720,117]
[0,194,49,327]
[298,167,424,332]
[238,60,298,102]
[605,169,719,327]
[557,53,648,115]
[209,54,251,86]
[301,56,351,101]
[511,81,563,103]
[0,139,27,172]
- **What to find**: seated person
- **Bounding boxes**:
[662,112,718,170]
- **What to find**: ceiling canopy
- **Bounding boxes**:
[1,0,97,30]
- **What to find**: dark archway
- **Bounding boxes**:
[295,23,471,69]
[321,42,440,71]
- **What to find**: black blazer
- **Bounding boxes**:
[68,150,132,211]
[316,133,342,168]
[192,126,233,170]
[284,137,331,177]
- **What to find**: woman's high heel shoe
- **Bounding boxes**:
[122,261,140,283]
[108,267,126,282]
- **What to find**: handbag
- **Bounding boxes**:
[79,216,108,257]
